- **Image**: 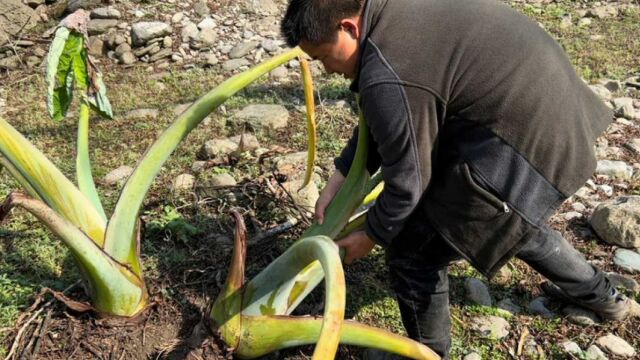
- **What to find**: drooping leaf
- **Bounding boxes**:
[104,48,304,266]
[299,58,317,191]
[87,71,114,119]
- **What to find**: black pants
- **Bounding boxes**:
[385,207,611,359]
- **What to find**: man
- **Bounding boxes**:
[281,0,640,358]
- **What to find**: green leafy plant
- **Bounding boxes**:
[207,61,439,360]
[0,10,305,317]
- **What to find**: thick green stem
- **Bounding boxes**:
[76,100,107,221]
[104,48,304,266]
[2,193,146,316]
[236,317,440,360]
[241,103,370,316]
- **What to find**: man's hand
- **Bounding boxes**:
[336,230,376,264]
[315,171,345,224]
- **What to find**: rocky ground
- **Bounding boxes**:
[1,0,640,359]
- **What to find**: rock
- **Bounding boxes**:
[0,0,37,47]
[273,151,308,177]
[173,174,195,191]
[463,353,481,360]
[578,17,592,27]
[91,7,121,19]
[114,43,131,56]
[163,36,172,48]
[222,58,250,71]
[0,56,21,70]
[497,298,521,314]
[125,108,159,120]
[244,0,279,16]
[87,19,118,35]
[181,22,200,42]
[208,173,237,188]
[261,39,282,53]
[133,42,160,57]
[205,54,219,66]
[464,278,492,306]
[596,334,635,357]
[587,6,618,19]
[270,66,289,80]
[585,345,608,360]
[625,139,640,155]
[572,202,587,212]
[528,297,554,318]
[613,97,635,119]
[229,134,260,152]
[193,0,210,17]
[171,12,184,24]
[131,22,172,46]
[25,0,45,7]
[197,28,218,46]
[598,184,613,197]
[149,48,172,62]
[589,84,612,101]
[282,179,319,212]
[191,161,207,173]
[590,196,640,248]
[235,104,289,130]
[25,56,41,68]
[564,211,583,221]
[613,249,640,273]
[595,160,633,180]
[606,272,639,294]
[601,79,622,93]
[563,305,599,326]
[492,266,512,285]
[229,41,259,59]
[469,315,510,339]
[104,165,133,185]
[561,341,582,355]
[200,138,237,159]
[197,17,216,30]
[119,51,136,65]
[87,37,104,56]
[67,0,101,12]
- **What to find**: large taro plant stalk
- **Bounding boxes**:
[208,61,440,360]
[0,10,306,317]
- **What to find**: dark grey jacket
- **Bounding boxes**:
[335,0,612,276]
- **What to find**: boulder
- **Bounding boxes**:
[596,334,635,358]
[613,249,640,274]
[590,196,640,248]
[595,160,633,180]
[235,104,289,130]
[67,0,101,12]
[104,165,133,185]
[91,7,121,19]
[131,22,172,46]
[469,315,510,339]
[528,297,554,318]
[282,179,319,213]
[172,174,195,191]
[87,19,118,35]
[464,278,492,306]
[0,0,37,47]
[208,173,237,188]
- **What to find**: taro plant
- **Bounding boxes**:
[207,63,439,359]
[0,10,306,317]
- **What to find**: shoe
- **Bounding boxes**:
[362,349,409,360]
[541,281,640,321]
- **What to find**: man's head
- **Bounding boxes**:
[281,0,364,79]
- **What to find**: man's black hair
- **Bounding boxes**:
[281,0,364,47]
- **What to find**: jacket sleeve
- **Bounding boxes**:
[360,83,440,247]
[334,125,382,177]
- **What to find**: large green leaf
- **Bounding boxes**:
[104,48,304,265]
[0,117,106,244]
